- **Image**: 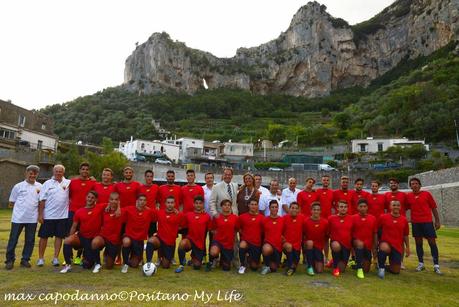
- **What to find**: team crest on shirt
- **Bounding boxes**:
[166,215,170,219]
[88,211,93,215]
[314,224,319,228]
[373,197,376,200]
[323,192,326,195]
[138,212,143,216]
[251,218,256,221]
[104,186,108,190]
[169,189,173,192]
[189,189,193,192]
[293,219,297,223]
[393,220,397,223]
[195,216,199,219]
[361,218,366,221]
[340,219,344,223]
[110,213,115,217]
[308,195,311,198]
[415,196,419,199]
[273,221,277,225]
[127,186,131,190]
[36,189,40,194]
[224,219,228,222]
[146,189,150,192]
[82,183,86,187]
[344,193,347,196]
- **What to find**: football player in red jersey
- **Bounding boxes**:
[140,170,159,209]
[120,194,156,273]
[328,200,353,277]
[181,169,204,213]
[175,195,211,273]
[145,196,183,269]
[332,176,354,213]
[351,178,370,215]
[303,202,329,275]
[114,167,141,208]
[60,191,104,273]
[282,202,304,276]
[297,177,318,216]
[207,199,239,271]
[352,198,377,279]
[377,200,410,279]
[367,180,386,219]
[67,162,97,265]
[407,177,442,274]
[260,200,284,275]
[91,192,123,273]
[316,175,333,265]
[384,178,408,216]
[94,168,115,204]
[238,199,264,274]
[157,170,182,210]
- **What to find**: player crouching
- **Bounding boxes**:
[260,200,284,275]
[238,199,263,274]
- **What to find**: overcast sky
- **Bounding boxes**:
[0,0,394,110]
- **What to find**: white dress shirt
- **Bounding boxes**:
[203,184,213,214]
[259,192,283,216]
[280,187,301,209]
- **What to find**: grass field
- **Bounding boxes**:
[0,209,458,306]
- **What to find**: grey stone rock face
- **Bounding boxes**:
[123,0,459,97]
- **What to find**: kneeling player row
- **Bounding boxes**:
[59,190,411,279]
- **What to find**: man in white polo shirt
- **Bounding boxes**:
[254,174,270,198]
[37,164,71,267]
[259,179,283,216]
[5,165,42,270]
[281,177,301,214]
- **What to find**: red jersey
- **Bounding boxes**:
[212,214,239,249]
[69,178,96,212]
[333,189,355,214]
[73,204,104,238]
[157,184,182,210]
[94,182,115,204]
[282,214,304,251]
[384,191,408,216]
[351,190,370,215]
[297,190,319,215]
[140,184,159,208]
[328,214,353,249]
[406,191,437,223]
[100,209,124,244]
[114,181,141,208]
[367,193,386,219]
[182,211,211,250]
[352,214,377,250]
[378,213,409,253]
[303,217,329,250]
[181,184,204,213]
[262,216,284,252]
[156,209,184,246]
[122,206,156,241]
[316,188,334,218]
[238,212,264,247]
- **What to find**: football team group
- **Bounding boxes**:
[5,162,442,279]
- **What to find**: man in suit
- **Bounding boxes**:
[209,168,238,217]
[209,168,239,268]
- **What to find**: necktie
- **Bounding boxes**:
[227,184,233,201]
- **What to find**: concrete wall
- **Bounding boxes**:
[422,182,459,226]
[410,167,459,186]
[0,160,27,208]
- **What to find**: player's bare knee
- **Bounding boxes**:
[122,237,131,247]
[305,240,314,250]
[239,240,248,249]
[331,241,341,252]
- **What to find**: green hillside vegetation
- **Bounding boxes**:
[335,46,459,143]
[41,41,459,147]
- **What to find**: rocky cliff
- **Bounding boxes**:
[123,0,459,97]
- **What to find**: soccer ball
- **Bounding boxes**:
[142,262,157,277]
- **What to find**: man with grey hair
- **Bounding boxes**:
[5,165,42,270]
[281,177,301,214]
[37,164,71,267]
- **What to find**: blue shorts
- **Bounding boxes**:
[247,243,261,263]
[312,248,324,263]
[190,240,205,263]
[211,240,234,264]
[130,239,144,257]
[159,237,175,261]
[412,222,437,239]
[38,219,68,239]
[388,246,402,265]
[104,240,121,260]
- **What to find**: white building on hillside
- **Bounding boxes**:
[164,137,204,163]
[223,142,254,161]
[118,138,180,163]
[351,137,429,154]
